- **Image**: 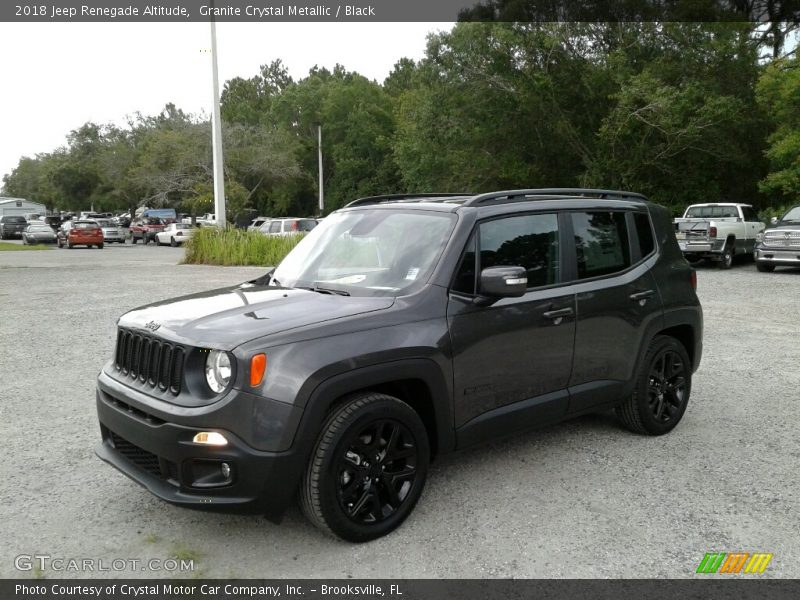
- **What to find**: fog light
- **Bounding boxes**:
[193,431,228,446]
[221,462,231,478]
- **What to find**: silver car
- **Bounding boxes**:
[22,223,57,245]
[93,219,125,244]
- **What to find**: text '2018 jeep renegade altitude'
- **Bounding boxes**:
[95,189,703,542]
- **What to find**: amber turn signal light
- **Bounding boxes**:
[250,353,267,386]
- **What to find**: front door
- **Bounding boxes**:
[447,212,576,435]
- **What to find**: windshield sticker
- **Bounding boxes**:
[405,267,420,280]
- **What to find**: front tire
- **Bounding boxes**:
[170,237,177,247]
[756,261,775,273]
[301,393,430,542]
[615,335,692,435]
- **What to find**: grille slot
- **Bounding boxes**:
[114,328,185,395]
[763,231,800,248]
[110,432,161,477]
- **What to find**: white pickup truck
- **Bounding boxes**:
[182,213,218,227]
[673,203,764,269]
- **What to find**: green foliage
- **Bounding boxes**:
[183,227,303,266]
[0,242,51,251]
[2,22,797,219]
[757,57,800,203]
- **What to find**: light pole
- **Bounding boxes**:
[209,1,226,227]
[318,124,324,214]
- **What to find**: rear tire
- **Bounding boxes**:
[756,261,775,273]
[300,392,429,542]
[616,335,692,436]
[98,243,104,249]
[719,242,734,269]
[132,236,138,244]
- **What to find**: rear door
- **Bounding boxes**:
[566,209,663,413]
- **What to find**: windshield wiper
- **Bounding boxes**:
[311,283,350,296]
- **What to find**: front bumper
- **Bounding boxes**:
[95,371,306,518]
[755,247,800,266]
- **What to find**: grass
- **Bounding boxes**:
[183,227,304,266]
[0,242,51,251]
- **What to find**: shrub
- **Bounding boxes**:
[183,227,304,266]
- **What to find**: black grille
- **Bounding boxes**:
[115,328,185,395]
[110,432,162,477]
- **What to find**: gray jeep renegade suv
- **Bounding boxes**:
[95,188,703,542]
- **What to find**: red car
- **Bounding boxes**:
[130,217,167,245]
[58,220,104,249]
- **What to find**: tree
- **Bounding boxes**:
[757,56,800,202]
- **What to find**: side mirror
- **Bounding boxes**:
[477,266,528,302]
[771,217,779,225]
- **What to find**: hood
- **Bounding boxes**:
[117,284,395,350]
[766,223,800,232]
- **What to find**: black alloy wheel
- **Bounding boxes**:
[646,349,687,424]
[301,392,429,542]
[616,335,692,435]
[336,419,419,525]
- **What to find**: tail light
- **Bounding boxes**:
[709,226,717,238]
[690,270,697,291]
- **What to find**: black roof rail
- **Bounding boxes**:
[346,193,473,207]
[462,188,648,207]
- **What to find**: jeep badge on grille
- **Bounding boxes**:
[145,321,161,331]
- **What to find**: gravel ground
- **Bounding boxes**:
[1,244,798,579]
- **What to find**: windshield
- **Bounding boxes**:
[95,219,113,227]
[28,225,52,232]
[3,216,26,223]
[271,210,457,297]
[780,206,800,222]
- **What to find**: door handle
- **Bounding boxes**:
[629,289,655,304]
[543,307,574,325]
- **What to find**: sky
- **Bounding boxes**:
[0,22,450,183]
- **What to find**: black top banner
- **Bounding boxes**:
[2,0,799,22]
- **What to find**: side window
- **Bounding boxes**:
[633,212,655,257]
[741,206,759,222]
[452,234,477,295]
[479,213,559,289]
[572,211,631,279]
[269,221,282,234]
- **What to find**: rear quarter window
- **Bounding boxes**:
[572,211,631,279]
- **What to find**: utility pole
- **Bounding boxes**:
[318,125,324,214]
[209,1,226,227]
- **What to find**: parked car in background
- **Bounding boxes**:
[22,223,57,244]
[130,217,166,244]
[142,208,177,222]
[754,205,800,272]
[58,220,104,249]
[0,215,28,239]
[196,213,217,227]
[112,214,132,228]
[93,219,126,244]
[155,223,197,247]
[673,203,764,268]
[260,217,318,236]
[248,216,270,231]
[43,215,63,231]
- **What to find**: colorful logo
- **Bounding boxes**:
[696,552,773,574]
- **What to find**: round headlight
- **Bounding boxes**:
[205,350,232,393]
[756,232,764,243]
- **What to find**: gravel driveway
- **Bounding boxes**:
[1,245,798,578]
